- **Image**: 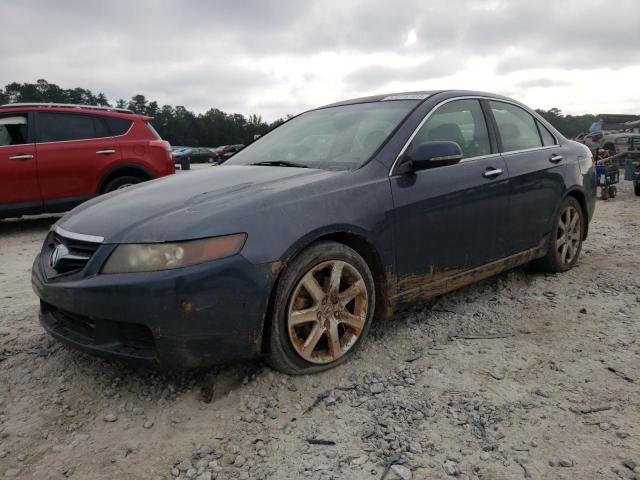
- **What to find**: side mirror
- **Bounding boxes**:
[397,141,463,174]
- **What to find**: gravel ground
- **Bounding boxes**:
[0,176,639,480]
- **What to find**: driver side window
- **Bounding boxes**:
[413,99,491,159]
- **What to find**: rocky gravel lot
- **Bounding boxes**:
[0,178,639,480]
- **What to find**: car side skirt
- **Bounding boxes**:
[391,236,548,305]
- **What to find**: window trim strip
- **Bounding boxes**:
[389,95,561,177]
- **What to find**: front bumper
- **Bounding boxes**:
[32,249,275,368]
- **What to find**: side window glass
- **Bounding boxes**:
[94,117,111,138]
[537,120,556,146]
[38,113,96,142]
[490,101,543,152]
[0,115,28,146]
[412,99,491,159]
[105,117,134,136]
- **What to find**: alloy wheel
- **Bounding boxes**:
[287,260,368,364]
[556,205,581,265]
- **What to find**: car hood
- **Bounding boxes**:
[58,166,340,243]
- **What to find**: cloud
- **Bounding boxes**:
[1,0,639,119]
[345,58,458,90]
[515,78,573,89]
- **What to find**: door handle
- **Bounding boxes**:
[482,168,504,178]
[96,149,116,155]
[549,154,563,164]
[9,154,34,161]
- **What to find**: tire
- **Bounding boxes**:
[102,176,142,193]
[267,241,375,375]
[531,196,584,273]
[635,183,640,196]
[207,157,215,164]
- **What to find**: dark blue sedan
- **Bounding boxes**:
[32,90,597,374]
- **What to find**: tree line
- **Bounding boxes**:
[1,79,596,145]
[0,79,286,147]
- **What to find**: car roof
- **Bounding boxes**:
[318,90,520,109]
[0,102,148,120]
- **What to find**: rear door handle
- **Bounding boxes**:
[96,149,116,155]
[549,154,563,164]
[9,154,34,161]
[482,168,504,178]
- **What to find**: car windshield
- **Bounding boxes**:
[226,101,418,171]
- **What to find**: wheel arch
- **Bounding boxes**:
[260,229,391,354]
[564,188,589,240]
[97,164,154,194]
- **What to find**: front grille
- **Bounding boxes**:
[119,323,156,351]
[44,231,101,277]
[42,302,156,360]
[631,136,640,150]
[52,308,96,341]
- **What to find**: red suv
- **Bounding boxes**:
[0,103,174,219]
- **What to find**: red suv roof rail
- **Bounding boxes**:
[0,102,134,115]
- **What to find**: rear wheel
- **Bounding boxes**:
[103,176,142,193]
[531,197,584,273]
[267,241,375,374]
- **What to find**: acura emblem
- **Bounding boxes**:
[50,244,70,269]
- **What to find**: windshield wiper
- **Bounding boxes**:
[250,160,309,168]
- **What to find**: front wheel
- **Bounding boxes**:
[531,197,584,273]
[267,241,375,375]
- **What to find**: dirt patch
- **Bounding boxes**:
[0,180,639,479]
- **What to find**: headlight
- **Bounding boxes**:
[101,233,247,274]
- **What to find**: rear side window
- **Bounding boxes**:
[94,117,111,138]
[146,122,162,140]
[37,113,96,142]
[413,99,491,159]
[105,117,134,136]
[0,114,28,146]
[490,101,543,152]
[537,120,557,146]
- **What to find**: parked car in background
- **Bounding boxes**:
[214,144,245,162]
[578,130,640,155]
[0,103,173,219]
[173,147,219,166]
[32,90,596,374]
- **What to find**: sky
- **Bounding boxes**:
[3,0,640,121]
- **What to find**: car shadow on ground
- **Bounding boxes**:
[0,215,60,236]
[36,264,542,407]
